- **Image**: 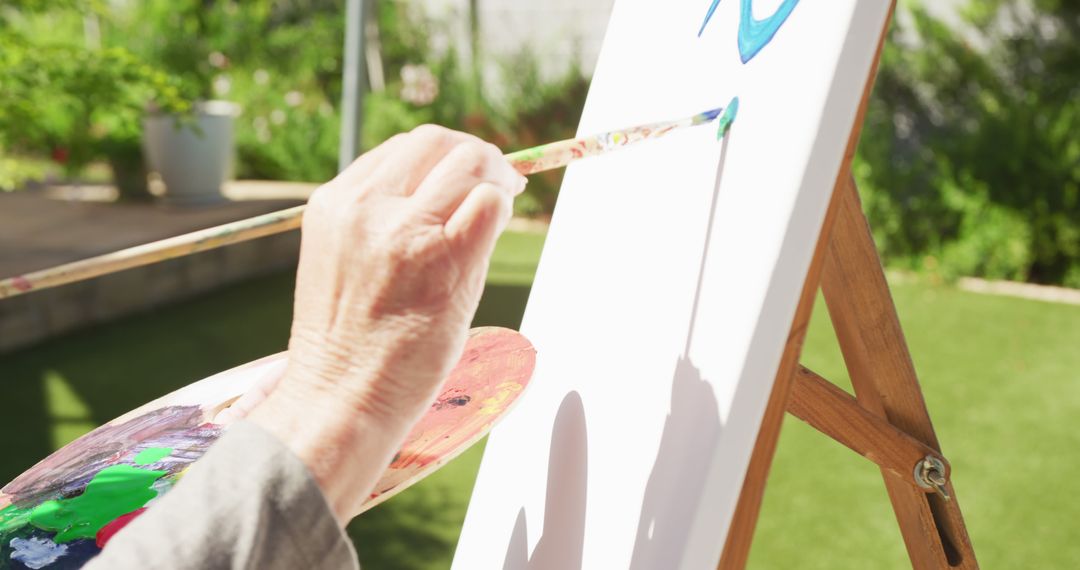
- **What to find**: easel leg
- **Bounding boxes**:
[717,173,847,570]
[819,177,978,568]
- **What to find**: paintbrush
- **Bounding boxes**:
[0,100,738,299]
[507,99,737,174]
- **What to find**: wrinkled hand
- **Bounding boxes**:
[245,125,525,522]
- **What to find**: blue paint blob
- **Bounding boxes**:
[737,0,801,63]
[717,96,739,139]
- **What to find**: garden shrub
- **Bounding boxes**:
[0,2,190,190]
[857,0,1080,285]
[12,0,1076,287]
[935,167,1033,282]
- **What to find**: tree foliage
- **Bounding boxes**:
[856,0,1080,285]
[0,1,190,177]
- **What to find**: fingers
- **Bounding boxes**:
[331,125,475,197]
[326,125,525,223]
[443,182,513,268]
[327,132,407,188]
[412,140,526,221]
[371,125,478,196]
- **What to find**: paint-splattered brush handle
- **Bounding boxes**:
[0,206,307,299]
[0,105,728,299]
[506,106,725,175]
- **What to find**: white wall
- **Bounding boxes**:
[420,0,615,90]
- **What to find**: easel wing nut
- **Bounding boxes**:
[915,455,951,501]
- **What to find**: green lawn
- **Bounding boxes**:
[1,228,1078,568]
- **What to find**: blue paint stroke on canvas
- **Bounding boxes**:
[697,0,802,63]
[737,0,800,63]
[697,0,723,37]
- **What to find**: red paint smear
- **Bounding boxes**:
[11,276,32,292]
[95,507,147,548]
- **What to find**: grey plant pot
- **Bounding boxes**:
[143,100,240,206]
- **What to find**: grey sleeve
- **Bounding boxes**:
[85,420,359,570]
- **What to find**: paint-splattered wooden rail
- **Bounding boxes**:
[0,104,734,299]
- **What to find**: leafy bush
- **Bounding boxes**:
[108,0,345,183]
[0,2,190,191]
[856,0,1080,285]
[3,0,591,216]
[219,58,341,182]
[935,166,1034,282]
[219,0,588,215]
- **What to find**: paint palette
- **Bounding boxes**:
[0,327,535,569]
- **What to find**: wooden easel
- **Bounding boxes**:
[717,5,979,569]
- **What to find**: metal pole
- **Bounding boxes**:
[339,0,367,172]
[468,0,482,108]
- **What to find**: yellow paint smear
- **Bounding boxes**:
[478,382,523,415]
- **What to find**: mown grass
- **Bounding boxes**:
[1,228,1077,568]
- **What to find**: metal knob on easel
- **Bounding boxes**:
[915,455,951,501]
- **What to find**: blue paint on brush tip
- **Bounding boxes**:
[716,96,739,139]
[696,107,724,124]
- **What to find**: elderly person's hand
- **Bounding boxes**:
[240,125,526,523]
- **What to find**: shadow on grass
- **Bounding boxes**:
[0,271,297,483]
[0,271,533,570]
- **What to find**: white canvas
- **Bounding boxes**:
[453,0,892,568]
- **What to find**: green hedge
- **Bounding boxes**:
[855,0,1080,286]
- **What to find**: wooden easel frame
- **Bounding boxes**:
[718,4,979,569]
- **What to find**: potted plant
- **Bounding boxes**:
[95,51,194,202]
[143,99,238,205]
[1,26,190,201]
[128,1,240,205]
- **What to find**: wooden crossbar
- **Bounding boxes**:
[719,176,979,569]
[789,365,948,490]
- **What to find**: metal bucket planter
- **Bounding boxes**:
[143,100,239,205]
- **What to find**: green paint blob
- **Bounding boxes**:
[134,447,172,465]
[29,464,166,543]
[0,503,31,534]
[717,96,740,140]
